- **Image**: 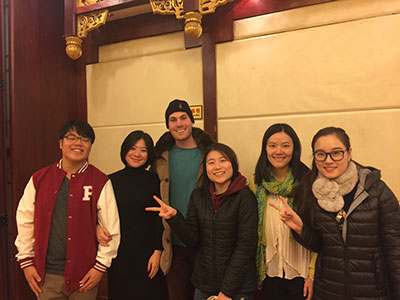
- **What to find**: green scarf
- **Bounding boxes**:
[255,169,297,286]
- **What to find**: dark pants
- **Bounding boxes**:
[166,245,196,300]
[255,276,305,300]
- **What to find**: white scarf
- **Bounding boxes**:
[312,161,358,212]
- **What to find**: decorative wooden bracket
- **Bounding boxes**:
[64,0,108,60]
[149,0,233,39]
[63,0,233,59]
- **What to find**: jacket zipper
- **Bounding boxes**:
[337,216,349,299]
[343,243,350,299]
[213,210,217,287]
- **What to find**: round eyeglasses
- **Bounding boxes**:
[313,150,346,162]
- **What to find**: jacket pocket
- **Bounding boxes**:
[372,252,389,292]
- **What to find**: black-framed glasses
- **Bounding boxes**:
[313,150,346,162]
[64,134,91,144]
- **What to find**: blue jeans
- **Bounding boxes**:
[194,288,254,300]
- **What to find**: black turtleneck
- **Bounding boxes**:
[108,166,162,253]
[107,166,165,299]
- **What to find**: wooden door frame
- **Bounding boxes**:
[0,0,12,298]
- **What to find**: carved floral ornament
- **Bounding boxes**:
[65,0,233,60]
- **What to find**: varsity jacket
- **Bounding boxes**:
[15,161,120,292]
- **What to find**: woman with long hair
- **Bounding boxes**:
[146,143,258,300]
[271,126,400,300]
[251,123,314,300]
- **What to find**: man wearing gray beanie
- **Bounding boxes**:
[152,99,214,300]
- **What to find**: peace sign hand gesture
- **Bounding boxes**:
[269,196,304,236]
[145,195,178,220]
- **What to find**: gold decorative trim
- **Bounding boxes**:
[149,0,184,19]
[150,0,234,39]
[77,10,108,38]
[76,0,106,8]
[65,36,83,60]
[199,0,234,14]
[184,12,202,39]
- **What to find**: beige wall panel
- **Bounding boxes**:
[234,0,400,40]
[90,122,204,175]
[216,13,400,118]
[87,46,203,127]
[99,32,185,63]
[218,109,400,199]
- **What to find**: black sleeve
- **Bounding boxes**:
[152,174,163,251]
[220,189,258,297]
[377,180,400,299]
[292,221,322,253]
[166,190,200,248]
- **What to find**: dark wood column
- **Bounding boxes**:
[9,0,78,298]
[0,0,11,298]
[199,3,234,141]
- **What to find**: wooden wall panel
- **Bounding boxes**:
[9,0,77,299]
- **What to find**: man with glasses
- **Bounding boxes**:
[15,120,120,300]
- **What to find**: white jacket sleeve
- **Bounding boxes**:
[95,179,120,272]
[14,177,36,268]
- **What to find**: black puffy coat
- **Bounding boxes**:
[167,187,258,297]
[296,165,400,300]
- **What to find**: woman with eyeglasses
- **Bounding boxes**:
[270,126,400,300]
[251,123,315,300]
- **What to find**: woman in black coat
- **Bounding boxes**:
[99,130,167,300]
[147,143,258,300]
[271,127,400,300]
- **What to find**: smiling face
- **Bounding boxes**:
[168,111,193,145]
[313,134,352,179]
[125,138,148,168]
[206,150,233,193]
[59,129,92,165]
[266,131,294,173]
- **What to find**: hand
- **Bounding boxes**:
[147,250,161,279]
[145,195,177,219]
[303,277,313,300]
[96,224,112,247]
[269,196,304,235]
[23,265,42,296]
[79,267,103,292]
[217,291,232,300]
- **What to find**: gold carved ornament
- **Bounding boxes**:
[149,0,184,19]
[76,0,105,7]
[199,0,233,14]
[77,10,108,38]
[149,0,233,39]
[65,10,108,60]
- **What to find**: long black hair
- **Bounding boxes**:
[295,126,351,225]
[254,123,308,186]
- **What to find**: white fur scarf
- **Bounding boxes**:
[312,161,358,212]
